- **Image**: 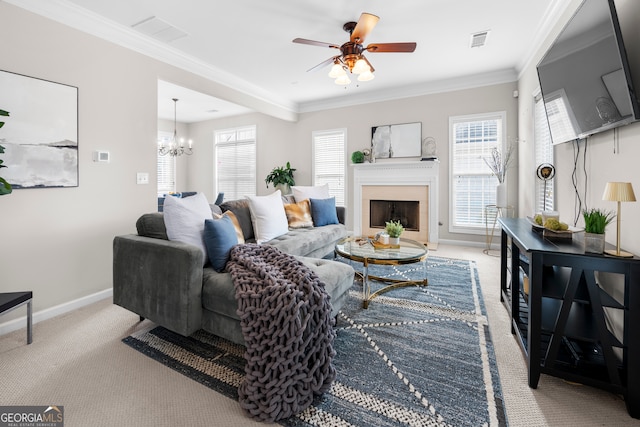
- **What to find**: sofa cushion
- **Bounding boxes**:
[310,197,339,226]
[266,224,346,257]
[163,193,213,265]
[201,256,354,321]
[283,199,314,229]
[203,216,238,272]
[246,190,289,244]
[292,184,330,202]
[219,199,254,241]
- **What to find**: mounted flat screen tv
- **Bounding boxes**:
[537,0,640,145]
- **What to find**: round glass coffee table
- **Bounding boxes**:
[335,236,428,308]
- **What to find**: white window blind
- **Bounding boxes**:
[450,112,505,233]
[215,126,256,200]
[544,89,578,143]
[535,92,554,212]
[312,129,346,207]
[157,131,175,196]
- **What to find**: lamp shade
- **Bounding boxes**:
[328,63,346,78]
[352,58,370,74]
[602,182,636,202]
[335,74,351,85]
[357,70,375,82]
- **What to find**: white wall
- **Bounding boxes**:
[187,82,519,244]
[518,0,640,256]
[0,3,289,324]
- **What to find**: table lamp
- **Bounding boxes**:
[602,181,636,257]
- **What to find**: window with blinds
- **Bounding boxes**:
[157,131,175,196]
[543,89,578,143]
[449,112,505,233]
[215,126,256,200]
[312,129,346,207]
[534,92,554,212]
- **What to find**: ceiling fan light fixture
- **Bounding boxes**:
[352,58,370,74]
[335,74,351,85]
[357,70,375,81]
[328,62,346,78]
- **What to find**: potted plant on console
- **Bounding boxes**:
[385,220,404,246]
[265,161,296,195]
[582,208,614,253]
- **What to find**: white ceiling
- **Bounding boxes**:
[10,0,574,121]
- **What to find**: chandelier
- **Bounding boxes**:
[159,98,193,156]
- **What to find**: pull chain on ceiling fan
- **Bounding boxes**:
[293,13,417,85]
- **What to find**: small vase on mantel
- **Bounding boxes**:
[496,182,507,208]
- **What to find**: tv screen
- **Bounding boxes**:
[537,0,640,145]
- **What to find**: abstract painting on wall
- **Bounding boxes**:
[0,70,78,189]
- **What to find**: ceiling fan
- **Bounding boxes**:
[292,12,417,85]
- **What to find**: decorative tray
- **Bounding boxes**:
[526,216,582,239]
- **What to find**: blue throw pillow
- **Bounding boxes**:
[203,216,238,272]
[310,197,339,226]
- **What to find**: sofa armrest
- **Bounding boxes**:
[337,206,346,225]
[113,234,204,336]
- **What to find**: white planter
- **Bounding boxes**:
[389,237,400,245]
[496,182,507,207]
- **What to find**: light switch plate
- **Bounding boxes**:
[136,172,149,184]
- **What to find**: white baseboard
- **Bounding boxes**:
[437,238,494,249]
[0,288,113,337]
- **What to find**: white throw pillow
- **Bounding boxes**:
[246,190,289,244]
[292,184,330,202]
[163,193,213,265]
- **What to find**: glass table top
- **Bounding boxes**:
[335,236,428,263]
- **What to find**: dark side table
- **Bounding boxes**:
[0,292,33,344]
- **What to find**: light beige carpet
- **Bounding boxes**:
[1,244,638,427]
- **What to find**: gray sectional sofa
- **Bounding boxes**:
[113,199,354,345]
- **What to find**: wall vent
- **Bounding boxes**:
[132,16,188,43]
[470,31,490,48]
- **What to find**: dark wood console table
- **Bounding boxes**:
[498,218,640,419]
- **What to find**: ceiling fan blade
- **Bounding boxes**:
[351,13,379,44]
[293,38,340,49]
[366,42,417,53]
[306,56,338,73]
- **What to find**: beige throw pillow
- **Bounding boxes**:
[283,199,314,228]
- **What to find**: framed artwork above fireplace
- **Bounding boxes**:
[371,122,421,159]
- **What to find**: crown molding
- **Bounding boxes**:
[298,69,518,113]
[516,0,576,80]
[5,0,299,120]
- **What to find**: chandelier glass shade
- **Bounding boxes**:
[328,54,374,85]
[158,98,193,157]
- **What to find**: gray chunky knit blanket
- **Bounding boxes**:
[227,244,336,422]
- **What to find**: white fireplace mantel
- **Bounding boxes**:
[352,161,439,243]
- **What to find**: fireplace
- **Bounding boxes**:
[352,161,439,244]
[370,200,419,231]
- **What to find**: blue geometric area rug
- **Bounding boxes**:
[122,256,507,427]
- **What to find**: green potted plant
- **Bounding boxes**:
[351,151,365,164]
[582,208,615,253]
[265,161,296,194]
[385,220,404,245]
[0,108,12,196]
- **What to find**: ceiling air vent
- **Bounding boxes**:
[470,31,490,48]
[132,16,187,43]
